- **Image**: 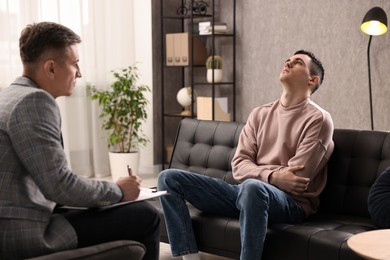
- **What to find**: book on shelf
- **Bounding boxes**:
[198,21,228,35]
[199,24,227,31]
[197,97,230,121]
[198,21,226,27]
[199,29,228,35]
[204,25,227,30]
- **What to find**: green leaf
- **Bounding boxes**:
[87,64,150,152]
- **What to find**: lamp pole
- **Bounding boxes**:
[361,6,388,130]
[367,35,374,130]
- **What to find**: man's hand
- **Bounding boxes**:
[116,175,142,201]
[268,165,310,196]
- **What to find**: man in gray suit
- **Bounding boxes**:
[0,22,160,260]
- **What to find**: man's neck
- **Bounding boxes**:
[22,69,56,98]
[280,91,310,107]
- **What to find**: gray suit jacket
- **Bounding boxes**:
[0,77,122,259]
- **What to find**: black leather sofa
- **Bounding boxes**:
[149,118,390,260]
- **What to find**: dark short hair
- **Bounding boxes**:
[19,22,81,63]
[294,50,324,94]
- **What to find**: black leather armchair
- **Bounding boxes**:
[28,240,146,260]
[149,118,390,260]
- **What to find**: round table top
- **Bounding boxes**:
[347,229,390,260]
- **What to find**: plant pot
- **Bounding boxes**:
[109,151,140,181]
[207,69,223,83]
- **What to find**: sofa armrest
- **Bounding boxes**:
[27,240,145,260]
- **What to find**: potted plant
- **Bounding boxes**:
[88,64,150,181]
[206,55,223,83]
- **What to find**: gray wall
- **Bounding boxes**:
[153,0,390,164]
[235,0,390,131]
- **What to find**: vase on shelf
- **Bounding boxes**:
[206,55,222,83]
[207,69,222,83]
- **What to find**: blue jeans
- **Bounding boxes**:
[157,169,305,260]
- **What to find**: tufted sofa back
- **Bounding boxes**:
[320,129,390,217]
[169,118,243,184]
[169,119,390,217]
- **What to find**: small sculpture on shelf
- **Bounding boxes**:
[176,87,193,116]
[177,0,208,16]
[206,55,223,83]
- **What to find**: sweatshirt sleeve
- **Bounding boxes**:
[287,111,334,180]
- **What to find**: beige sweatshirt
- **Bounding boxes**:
[231,98,334,216]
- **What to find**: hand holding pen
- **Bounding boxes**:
[127,165,133,176]
[116,165,141,201]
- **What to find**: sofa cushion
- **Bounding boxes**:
[149,197,373,260]
[27,240,145,260]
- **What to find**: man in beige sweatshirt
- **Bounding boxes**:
[158,50,334,260]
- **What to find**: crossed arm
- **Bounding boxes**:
[231,110,334,196]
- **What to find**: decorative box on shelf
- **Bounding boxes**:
[196,96,230,121]
[165,32,207,66]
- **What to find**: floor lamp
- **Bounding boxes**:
[360,7,388,130]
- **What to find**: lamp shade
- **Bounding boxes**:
[361,7,388,36]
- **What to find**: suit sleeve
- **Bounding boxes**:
[9,91,122,207]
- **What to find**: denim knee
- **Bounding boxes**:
[157,169,171,190]
[241,179,268,196]
[237,179,269,207]
[157,169,181,191]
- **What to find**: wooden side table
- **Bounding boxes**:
[347,229,390,260]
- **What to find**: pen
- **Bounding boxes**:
[127,165,132,176]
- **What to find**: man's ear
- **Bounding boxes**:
[307,75,320,94]
[43,60,55,79]
[309,75,320,87]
